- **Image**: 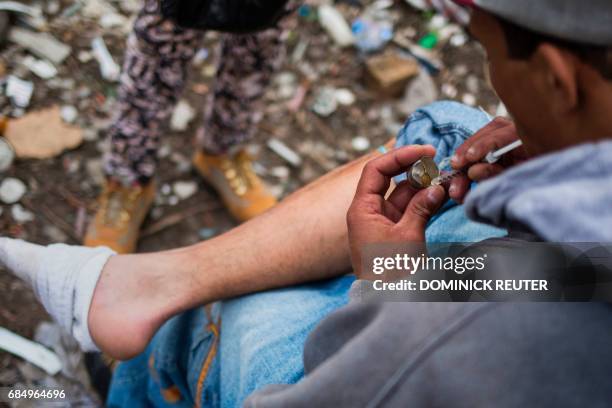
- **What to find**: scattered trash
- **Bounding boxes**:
[312,87,338,117]
[352,3,393,53]
[60,105,78,124]
[21,55,58,79]
[461,93,476,106]
[9,27,71,65]
[170,100,196,132]
[5,106,83,159]
[11,203,34,223]
[270,165,290,180]
[5,75,34,108]
[399,69,438,115]
[173,180,198,200]
[275,71,298,100]
[0,177,26,203]
[351,136,371,152]
[418,32,438,49]
[198,227,218,240]
[318,4,354,47]
[450,32,467,47]
[365,52,420,96]
[334,88,356,106]
[0,137,15,172]
[0,326,62,375]
[91,36,120,82]
[441,83,458,98]
[267,138,302,167]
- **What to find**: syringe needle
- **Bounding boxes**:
[484,140,523,164]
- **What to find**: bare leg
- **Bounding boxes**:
[89,148,386,359]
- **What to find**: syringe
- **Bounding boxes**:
[409,139,524,187]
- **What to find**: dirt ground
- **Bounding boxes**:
[0,0,499,397]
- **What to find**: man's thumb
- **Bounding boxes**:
[400,186,446,230]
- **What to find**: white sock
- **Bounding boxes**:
[0,238,115,352]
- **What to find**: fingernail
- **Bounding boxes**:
[449,184,457,196]
[466,147,477,160]
[450,155,460,167]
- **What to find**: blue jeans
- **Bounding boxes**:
[107,101,506,407]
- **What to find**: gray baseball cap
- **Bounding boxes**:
[454,0,612,46]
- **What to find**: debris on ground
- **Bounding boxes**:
[5,106,83,159]
[365,52,419,96]
[0,0,501,394]
[0,177,26,204]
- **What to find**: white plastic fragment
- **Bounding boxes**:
[60,105,78,124]
[0,327,62,375]
[318,4,354,47]
[6,76,34,108]
[267,138,303,167]
[0,177,26,204]
[334,88,356,106]
[351,136,371,152]
[172,181,197,200]
[0,1,40,16]
[9,27,71,65]
[11,203,34,223]
[170,100,196,132]
[91,36,120,82]
[0,138,15,173]
[21,56,58,79]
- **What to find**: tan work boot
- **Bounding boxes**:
[84,180,156,254]
[193,150,277,222]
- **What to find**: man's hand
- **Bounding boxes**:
[448,117,528,203]
[347,145,447,279]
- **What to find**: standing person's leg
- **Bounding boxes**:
[192,1,299,222]
[85,0,203,254]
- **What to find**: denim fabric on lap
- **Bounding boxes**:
[106,102,506,408]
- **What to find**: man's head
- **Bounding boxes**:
[463,1,612,156]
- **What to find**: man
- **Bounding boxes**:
[1,0,612,406]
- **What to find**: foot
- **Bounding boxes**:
[84,180,156,254]
[193,150,277,222]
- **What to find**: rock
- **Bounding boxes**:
[11,203,34,223]
[0,177,26,204]
[351,136,371,152]
[365,52,420,96]
[170,100,196,132]
[173,181,197,200]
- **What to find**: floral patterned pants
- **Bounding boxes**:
[104,0,296,185]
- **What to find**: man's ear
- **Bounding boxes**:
[534,43,579,113]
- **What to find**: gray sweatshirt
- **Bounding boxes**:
[244,141,612,408]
